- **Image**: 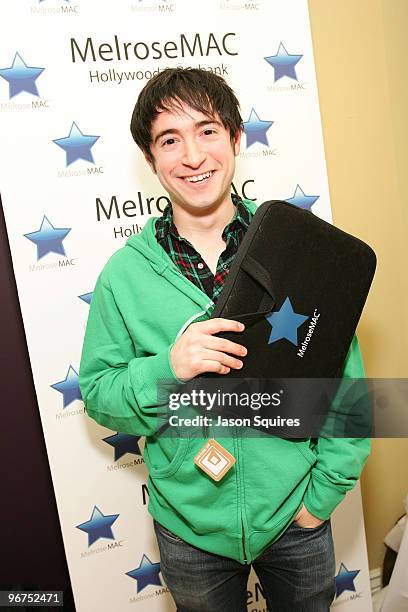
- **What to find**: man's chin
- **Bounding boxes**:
[170,187,233,213]
[177,198,230,214]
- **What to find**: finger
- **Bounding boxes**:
[197,318,245,334]
[204,335,247,357]
[201,349,244,370]
[198,360,231,375]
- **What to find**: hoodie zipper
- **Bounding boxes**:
[235,427,249,564]
[241,519,248,563]
[174,300,214,341]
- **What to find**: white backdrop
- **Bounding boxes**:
[0,1,371,610]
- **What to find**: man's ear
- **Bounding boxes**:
[233,129,242,156]
[144,152,156,174]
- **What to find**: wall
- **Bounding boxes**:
[308,0,408,569]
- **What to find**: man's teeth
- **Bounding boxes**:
[184,171,212,183]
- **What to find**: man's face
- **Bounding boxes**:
[146,102,241,214]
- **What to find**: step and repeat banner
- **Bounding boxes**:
[0,1,372,610]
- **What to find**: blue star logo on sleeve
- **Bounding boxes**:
[286,185,320,211]
[76,505,120,548]
[0,52,45,99]
[103,433,142,461]
[243,108,274,148]
[24,216,71,261]
[126,554,162,593]
[53,122,100,166]
[264,43,303,82]
[335,563,360,598]
[79,292,93,305]
[265,297,309,345]
[51,365,82,408]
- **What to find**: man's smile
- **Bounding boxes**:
[180,170,214,184]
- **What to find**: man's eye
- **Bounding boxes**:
[203,129,216,136]
[163,138,176,146]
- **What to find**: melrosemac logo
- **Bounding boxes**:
[24,216,71,260]
[31,0,79,16]
[242,108,274,149]
[126,554,162,593]
[103,433,142,461]
[53,122,100,166]
[265,296,320,357]
[76,505,120,547]
[131,0,175,12]
[335,562,361,599]
[266,297,309,346]
[286,184,319,211]
[0,52,44,99]
[78,291,93,305]
[70,32,237,64]
[51,365,82,408]
[264,42,303,81]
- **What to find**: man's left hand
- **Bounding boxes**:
[294,503,325,528]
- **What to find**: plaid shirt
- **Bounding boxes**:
[155,195,253,304]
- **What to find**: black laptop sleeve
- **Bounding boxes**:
[191,200,376,437]
[208,199,376,379]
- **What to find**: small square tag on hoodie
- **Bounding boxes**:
[194,439,235,481]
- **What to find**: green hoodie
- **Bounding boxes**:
[79,198,370,564]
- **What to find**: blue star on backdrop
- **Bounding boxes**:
[51,365,82,408]
[76,505,120,548]
[0,52,44,99]
[126,554,162,593]
[264,43,303,82]
[103,433,142,461]
[243,108,274,148]
[24,216,71,261]
[265,297,309,345]
[335,563,360,598]
[286,185,320,211]
[53,122,100,166]
[79,292,93,305]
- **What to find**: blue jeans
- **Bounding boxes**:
[154,518,336,611]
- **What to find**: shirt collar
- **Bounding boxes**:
[155,194,251,243]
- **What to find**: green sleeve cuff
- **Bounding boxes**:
[303,472,349,520]
[132,344,185,408]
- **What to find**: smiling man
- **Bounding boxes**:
[79,68,370,611]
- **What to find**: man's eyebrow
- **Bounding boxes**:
[153,119,223,145]
[153,129,178,145]
[195,119,223,128]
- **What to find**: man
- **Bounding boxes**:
[79,68,370,611]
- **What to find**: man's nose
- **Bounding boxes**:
[181,138,206,168]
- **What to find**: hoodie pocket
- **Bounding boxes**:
[144,431,191,479]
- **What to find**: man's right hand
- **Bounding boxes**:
[169,318,247,381]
